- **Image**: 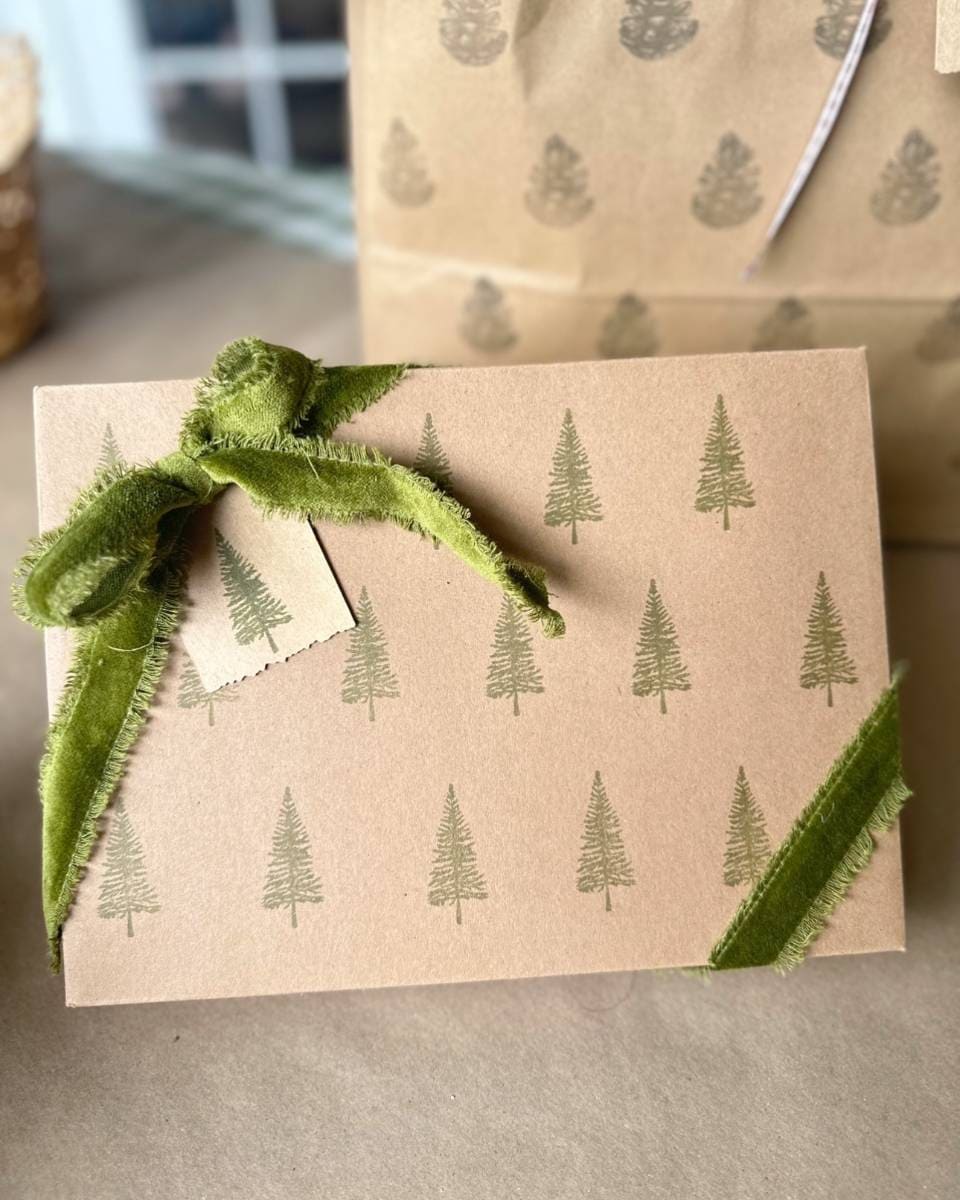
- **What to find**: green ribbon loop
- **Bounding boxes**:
[15,338,564,966]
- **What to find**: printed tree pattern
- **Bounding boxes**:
[341,585,399,721]
[525,135,594,228]
[870,130,940,226]
[916,296,960,363]
[692,133,763,229]
[620,0,699,60]
[752,298,816,352]
[800,571,858,707]
[694,395,755,531]
[414,412,453,548]
[439,0,508,66]
[544,408,603,545]
[460,277,517,354]
[486,594,544,716]
[177,650,238,727]
[215,530,292,654]
[722,767,771,888]
[632,579,691,714]
[597,293,659,359]
[97,798,160,938]
[428,785,488,925]
[379,119,434,208]
[814,0,892,59]
[97,423,125,474]
[576,772,635,912]
[262,787,323,928]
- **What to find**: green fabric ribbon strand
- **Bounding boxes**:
[14,338,564,967]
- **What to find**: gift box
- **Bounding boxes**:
[25,343,908,1006]
[347,0,960,545]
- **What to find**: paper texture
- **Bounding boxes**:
[0,37,36,174]
[937,0,960,72]
[33,350,904,1006]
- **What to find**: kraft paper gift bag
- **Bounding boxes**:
[30,346,906,1006]
[347,0,960,545]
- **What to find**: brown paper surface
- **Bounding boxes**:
[937,0,960,72]
[37,350,904,1006]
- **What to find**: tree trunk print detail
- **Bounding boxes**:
[97,423,125,474]
[524,135,594,228]
[262,787,323,929]
[722,766,771,887]
[814,0,892,59]
[97,797,160,938]
[692,133,763,229]
[916,296,960,363]
[620,0,698,60]
[544,408,603,545]
[414,412,453,548]
[516,0,553,40]
[751,298,816,352]
[631,578,691,714]
[576,772,635,912]
[340,585,399,722]
[379,119,435,208]
[428,785,488,925]
[177,650,239,727]
[597,293,659,359]
[694,395,755,530]
[459,277,517,354]
[800,571,858,707]
[486,593,545,716]
[870,130,940,226]
[215,529,292,654]
[439,0,508,66]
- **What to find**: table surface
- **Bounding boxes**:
[2,158,957,1200]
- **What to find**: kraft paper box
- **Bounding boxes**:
[35,349,904,1006]
[348,0,960,544]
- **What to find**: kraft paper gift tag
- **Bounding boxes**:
[34,349,904,1006]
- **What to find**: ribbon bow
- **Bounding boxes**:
[15,338,564,966]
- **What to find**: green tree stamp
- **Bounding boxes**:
[428,785,489,925]
[486,593,544,716]
[379,118,435,208]
[341,585,399,721]
[215,529,292,654]
[524,135,594,228]
[177,650,239,726]
[632,579,691,714]
[814,0,891,60]
[722,766,771,887]
[619,0,699,60]
[577,772,635,912]
[597,293,659,359]
[98,423,125,474]
[460,277,517,354]
[544,408,603,545]
[870,129,940,226]
[97,797,160,938]
[262,787,323,928]
[694,394,755,531]
[800,571,858,707]
[692,133,763,229]
[414,412,453,548]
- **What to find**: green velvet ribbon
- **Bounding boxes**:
[14,338,565,967]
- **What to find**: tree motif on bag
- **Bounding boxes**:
[262,788,323,928]
[576,772,635,913]
[544,408,603,545]
[97,423,125,475]
[414,413,453,548]
[524,135,594,228]
[631,579,691,715]
[694,395,755,530]
[459,277,517,353]
[379,119,434,208]
[800,571,858,707]
[177,650,239,727]
[870,130,941,226]
[814,0,892,60]
[916,297,960,363]
[341,585,399,722]
[486,594,545,716]
[722,767,771,888]
[215,530,293,654]
[751,298,816,353]
[428,785,488,925]
[439,0,508,66]
[97,798,160,938]
[620,0,699,61]
[597,294,660,359]
[692,133,763,229]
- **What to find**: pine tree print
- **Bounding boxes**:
[486,593,544,716]
[379,119,435,207]
[177,650,238,727]
[414,412,453,549]
[262,787,323,929]
[800,571,858,707]
[544,409,603,545]
[722,766,771,888]
[215,529,292,654]
[692,133,764,229]
[631,579,691,714]
[340,585,399,722]
[597,293,659,359]
[524,135,594,228]
[694,395,756,531]
[870,130,941,226]
[97,798,160,938]
[620,0,698,60]
[576,772,635,913]
[751,298,816,352]
[428,785,488,925]
[439,0,508,66]
[814,0,892,59]
[97,423,125,474]
[460,277,517,354]
[916,296,960,363]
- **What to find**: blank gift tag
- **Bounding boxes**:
[179,487,354,692]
